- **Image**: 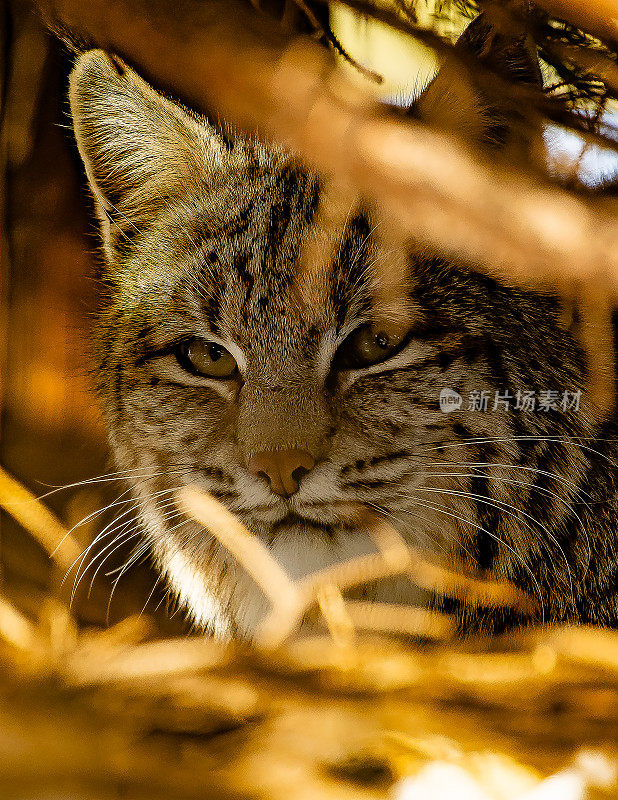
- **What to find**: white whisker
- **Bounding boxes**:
[402,494,545,622]
[401,485,576,610]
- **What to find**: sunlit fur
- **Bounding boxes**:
[68,47,618,637]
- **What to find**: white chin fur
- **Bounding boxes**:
[156,538,232,637]
[150,510,427,639]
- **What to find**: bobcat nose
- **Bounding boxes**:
[248,449,315,498]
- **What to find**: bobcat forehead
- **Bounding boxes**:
[69,44,618,637]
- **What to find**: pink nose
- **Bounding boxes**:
[248,448,315,497]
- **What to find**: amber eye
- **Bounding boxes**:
[175,337,238,378]
[335,324,406,369]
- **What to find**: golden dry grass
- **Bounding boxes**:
[0,466,616,798]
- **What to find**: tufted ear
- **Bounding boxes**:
[69,49,229,260]
[415,12,542,158]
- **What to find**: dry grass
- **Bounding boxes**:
[0,468,616,798]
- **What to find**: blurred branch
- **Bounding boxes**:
[34,0,618,295]
[535,0,618,45]
[327,0,618,154]
[0,594,40,652]
[0,471,616,799]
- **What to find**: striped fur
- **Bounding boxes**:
[69,49,618,637]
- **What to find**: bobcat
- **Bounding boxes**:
[67,22,618,637]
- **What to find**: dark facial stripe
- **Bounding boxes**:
[339,450,413,476]
[342,478,401,490]
[199,252,226,333]
[467,442,501,570]
[234,251,255,308]
[113,361,125,425]
[199,467,235,486]
[331,214,374,331]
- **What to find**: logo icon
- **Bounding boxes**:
[439,388,463,413]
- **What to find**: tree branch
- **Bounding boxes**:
[36,0,618,293]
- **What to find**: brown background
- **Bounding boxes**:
[1,0,187,632]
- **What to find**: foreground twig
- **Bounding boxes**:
[0,595,41,653]
[536,0,618,45]
[177,485,532,649]
[175,485,299,609]
[0,465,82,574]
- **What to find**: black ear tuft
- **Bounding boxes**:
[457,12,542,89]
[414,10,543,159]
[456,11,543,153]
[43,16,93,56]
[109,54,126,77]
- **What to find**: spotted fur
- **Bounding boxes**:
[68,44,618,637]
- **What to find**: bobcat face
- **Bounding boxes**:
[69,47,614,637]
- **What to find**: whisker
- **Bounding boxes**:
[105,542,154,624]
[53,470,194,563]
[71,522,141,605]
[104,516,192,624]
[403,485,576,610]
[411,467,592,569]
[66,487,180,595]
[81,531,142,601]
[82,495,184,586]
[408,466,590,536]
[34,466,162,499]
[105,512,190,584]
[420,435,618,468]
[414,458,592,502]
[139,574,164,619]
[62,498,143,587]
[402,494,545,622]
